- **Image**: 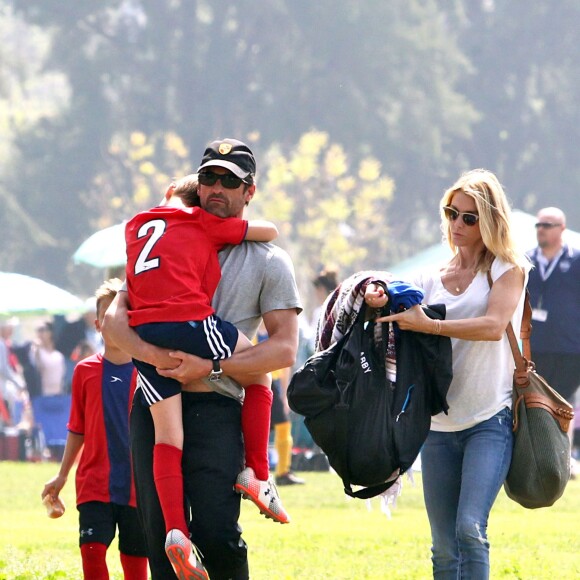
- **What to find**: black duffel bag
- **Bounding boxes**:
[288,305,399,499]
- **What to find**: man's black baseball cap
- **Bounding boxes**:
[197,138,256,180]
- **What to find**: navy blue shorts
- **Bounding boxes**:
[134,315,239,406]
[77,501,147,556]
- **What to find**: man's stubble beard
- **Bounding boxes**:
[202,198,233,219]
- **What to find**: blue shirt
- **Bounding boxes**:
[527,244,580,354]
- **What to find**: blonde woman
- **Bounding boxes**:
[365,169,530,579]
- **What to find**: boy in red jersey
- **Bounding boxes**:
[125,174,288,579]
[41,278,148,580]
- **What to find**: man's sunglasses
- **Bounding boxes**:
[198,171,248,189]
[443,206,480,227]
[535,222,562,229]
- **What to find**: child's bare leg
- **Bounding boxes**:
[149,395,188,536]
[150,395,184,448]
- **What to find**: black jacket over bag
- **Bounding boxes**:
[288,303,452,499]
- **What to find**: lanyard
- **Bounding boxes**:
[537,247,564,282]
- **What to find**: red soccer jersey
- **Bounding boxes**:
[125,206,248,326]
[68,354,138,507]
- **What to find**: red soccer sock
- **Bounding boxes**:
[153,443,188,535]
[120,552,149,580]
[241,384,273,481]
[80,542,108,580]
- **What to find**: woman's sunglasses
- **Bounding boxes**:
[443,206,480,227]
[198,171,248,189]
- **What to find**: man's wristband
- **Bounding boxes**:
[208,358,223,382]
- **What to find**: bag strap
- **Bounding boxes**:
[334,304,396,499]
[333,304,367,494]
[486,271,532,385]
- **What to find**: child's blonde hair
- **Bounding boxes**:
[172,174,199,207]
[95,278,123,319]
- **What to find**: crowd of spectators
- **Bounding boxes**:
[0,303,102,462]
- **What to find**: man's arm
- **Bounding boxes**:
[101,291,178,369]
[157,308,299,382]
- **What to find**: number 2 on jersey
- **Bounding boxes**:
[134,219,166,274]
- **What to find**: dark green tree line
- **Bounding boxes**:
[1,0,579,293]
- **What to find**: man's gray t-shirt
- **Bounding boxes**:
[205,241,302,400]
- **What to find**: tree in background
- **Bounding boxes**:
[249,130,395,302]
[86,131,193,230]
[449,0,580,226]
[0,4,70,270]
[5,0,475,291]
[3,0,580,293]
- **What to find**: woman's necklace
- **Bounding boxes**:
[443,258,469,294]
[451,262,475,294]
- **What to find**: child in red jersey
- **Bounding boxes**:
[125,175,289,580]
[42,279,148,580]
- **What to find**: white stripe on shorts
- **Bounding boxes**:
[137,371,164,406]
[203,316,232,360]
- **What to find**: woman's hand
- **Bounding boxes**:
[364,283,389,309]
[376,304,433,333]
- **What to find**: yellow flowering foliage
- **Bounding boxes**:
[290,153,317,182]
[337,176,356,192]
[133,181,151,205]
[252,130,396,284]
[164,132,188,158]
[130,132,147,147]
[247,187,294,225]
[266,153,292,187]
[130,143,155,162]
[89,131,192,223]
[89,129,396,289]
[324,145,348,178]
[139,161,156,176]
[297,131,328,156]
[110,196,123,209]
[359,158,381,181]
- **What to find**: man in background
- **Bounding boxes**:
[527,207,580,477]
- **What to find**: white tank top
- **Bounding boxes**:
[413,257,530,431]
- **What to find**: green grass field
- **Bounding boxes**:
[0,461,578,579]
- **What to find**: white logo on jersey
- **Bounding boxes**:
[110,376,123,383]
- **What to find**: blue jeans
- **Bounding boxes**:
[421,408,513,580]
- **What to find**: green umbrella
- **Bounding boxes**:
[73,222,127,268]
